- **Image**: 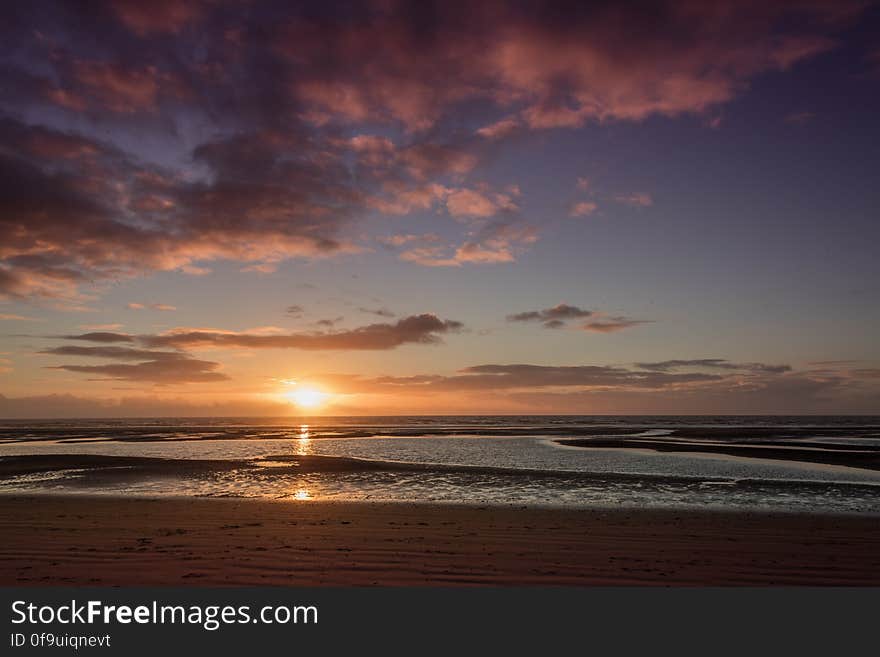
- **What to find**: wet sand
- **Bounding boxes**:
[1,495,878,586]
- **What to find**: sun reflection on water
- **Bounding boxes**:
[292,488,312,500]
[293,424,312,455]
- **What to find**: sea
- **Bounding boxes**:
[1,415,878,514]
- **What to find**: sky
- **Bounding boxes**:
[1,0,879,417]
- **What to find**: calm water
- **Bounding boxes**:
[1,416,879,513]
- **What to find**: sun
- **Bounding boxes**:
[286,387,328,409]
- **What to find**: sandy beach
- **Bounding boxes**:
[1,495,878,586]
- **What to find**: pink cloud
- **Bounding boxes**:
[109,0,203,36]
[569,201,598,217]
[393,222,537,268]
[70,61,164,113]
[276,2,853,131]
[476,117,520,139]
[446,188,517,218]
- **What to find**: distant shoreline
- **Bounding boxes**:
[556,437,880,471]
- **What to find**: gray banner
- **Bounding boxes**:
[2,587,876,655]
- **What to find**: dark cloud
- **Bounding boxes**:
[636,359,791,374]
[40,346,182,360]
[51,358,228,384]
[508,304,593,327]
[48,314,462,351]
[358,307,395,318]
[43,343,227,384]
[61,332,135,343]
[0,117,360,300]
[286,305,305,315]
[365,363,722,392]
[508,304,648,332]
[140,314,463,350]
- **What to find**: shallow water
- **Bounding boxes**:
[1,416,878,513]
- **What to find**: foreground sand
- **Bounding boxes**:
[1,495,878,586]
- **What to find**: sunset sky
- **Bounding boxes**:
[1,0,879,416]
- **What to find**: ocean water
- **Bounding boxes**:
[1,416,878,514]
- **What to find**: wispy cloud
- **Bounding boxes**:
[126,302,176,311]
[636,359,791,374]
[358,307,395,318]
[0,313,37,321]
[614,192,653,207]
[79,323,124,331]
[785,111,816,125]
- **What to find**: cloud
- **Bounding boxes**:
[358,307,395,318]
[378,234,440,249]
[445,188,518,218]
[137,314,463,350]
[636,359,791,373]
[0,118,360,300]
[614,192,653,207]
[476,117,520,139]
[44,313,464,353]
[41,345,185,361]
[0,1,859,299]
[0,313,36,321]
[364,363,723,392]
[582,317,650,333]
[569,201,598,217]
[51,358,227,384]
[66,60,184,114]
[108,0,204,36]
[508,303,594,329]
[286,305,305,315]
[785,111,815,124]
[392,221,538,267]
[42,342,227,385]
[508,305,649,332]
[79,323,124,331]
[127,302,176,311]
[275,1,853,131]
[308,357,879,414]
[61,332,135,343]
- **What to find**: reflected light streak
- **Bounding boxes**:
[293,424,312,455]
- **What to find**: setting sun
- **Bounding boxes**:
[286,387,328,409]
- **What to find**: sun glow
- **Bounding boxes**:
[285,386,328,409]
